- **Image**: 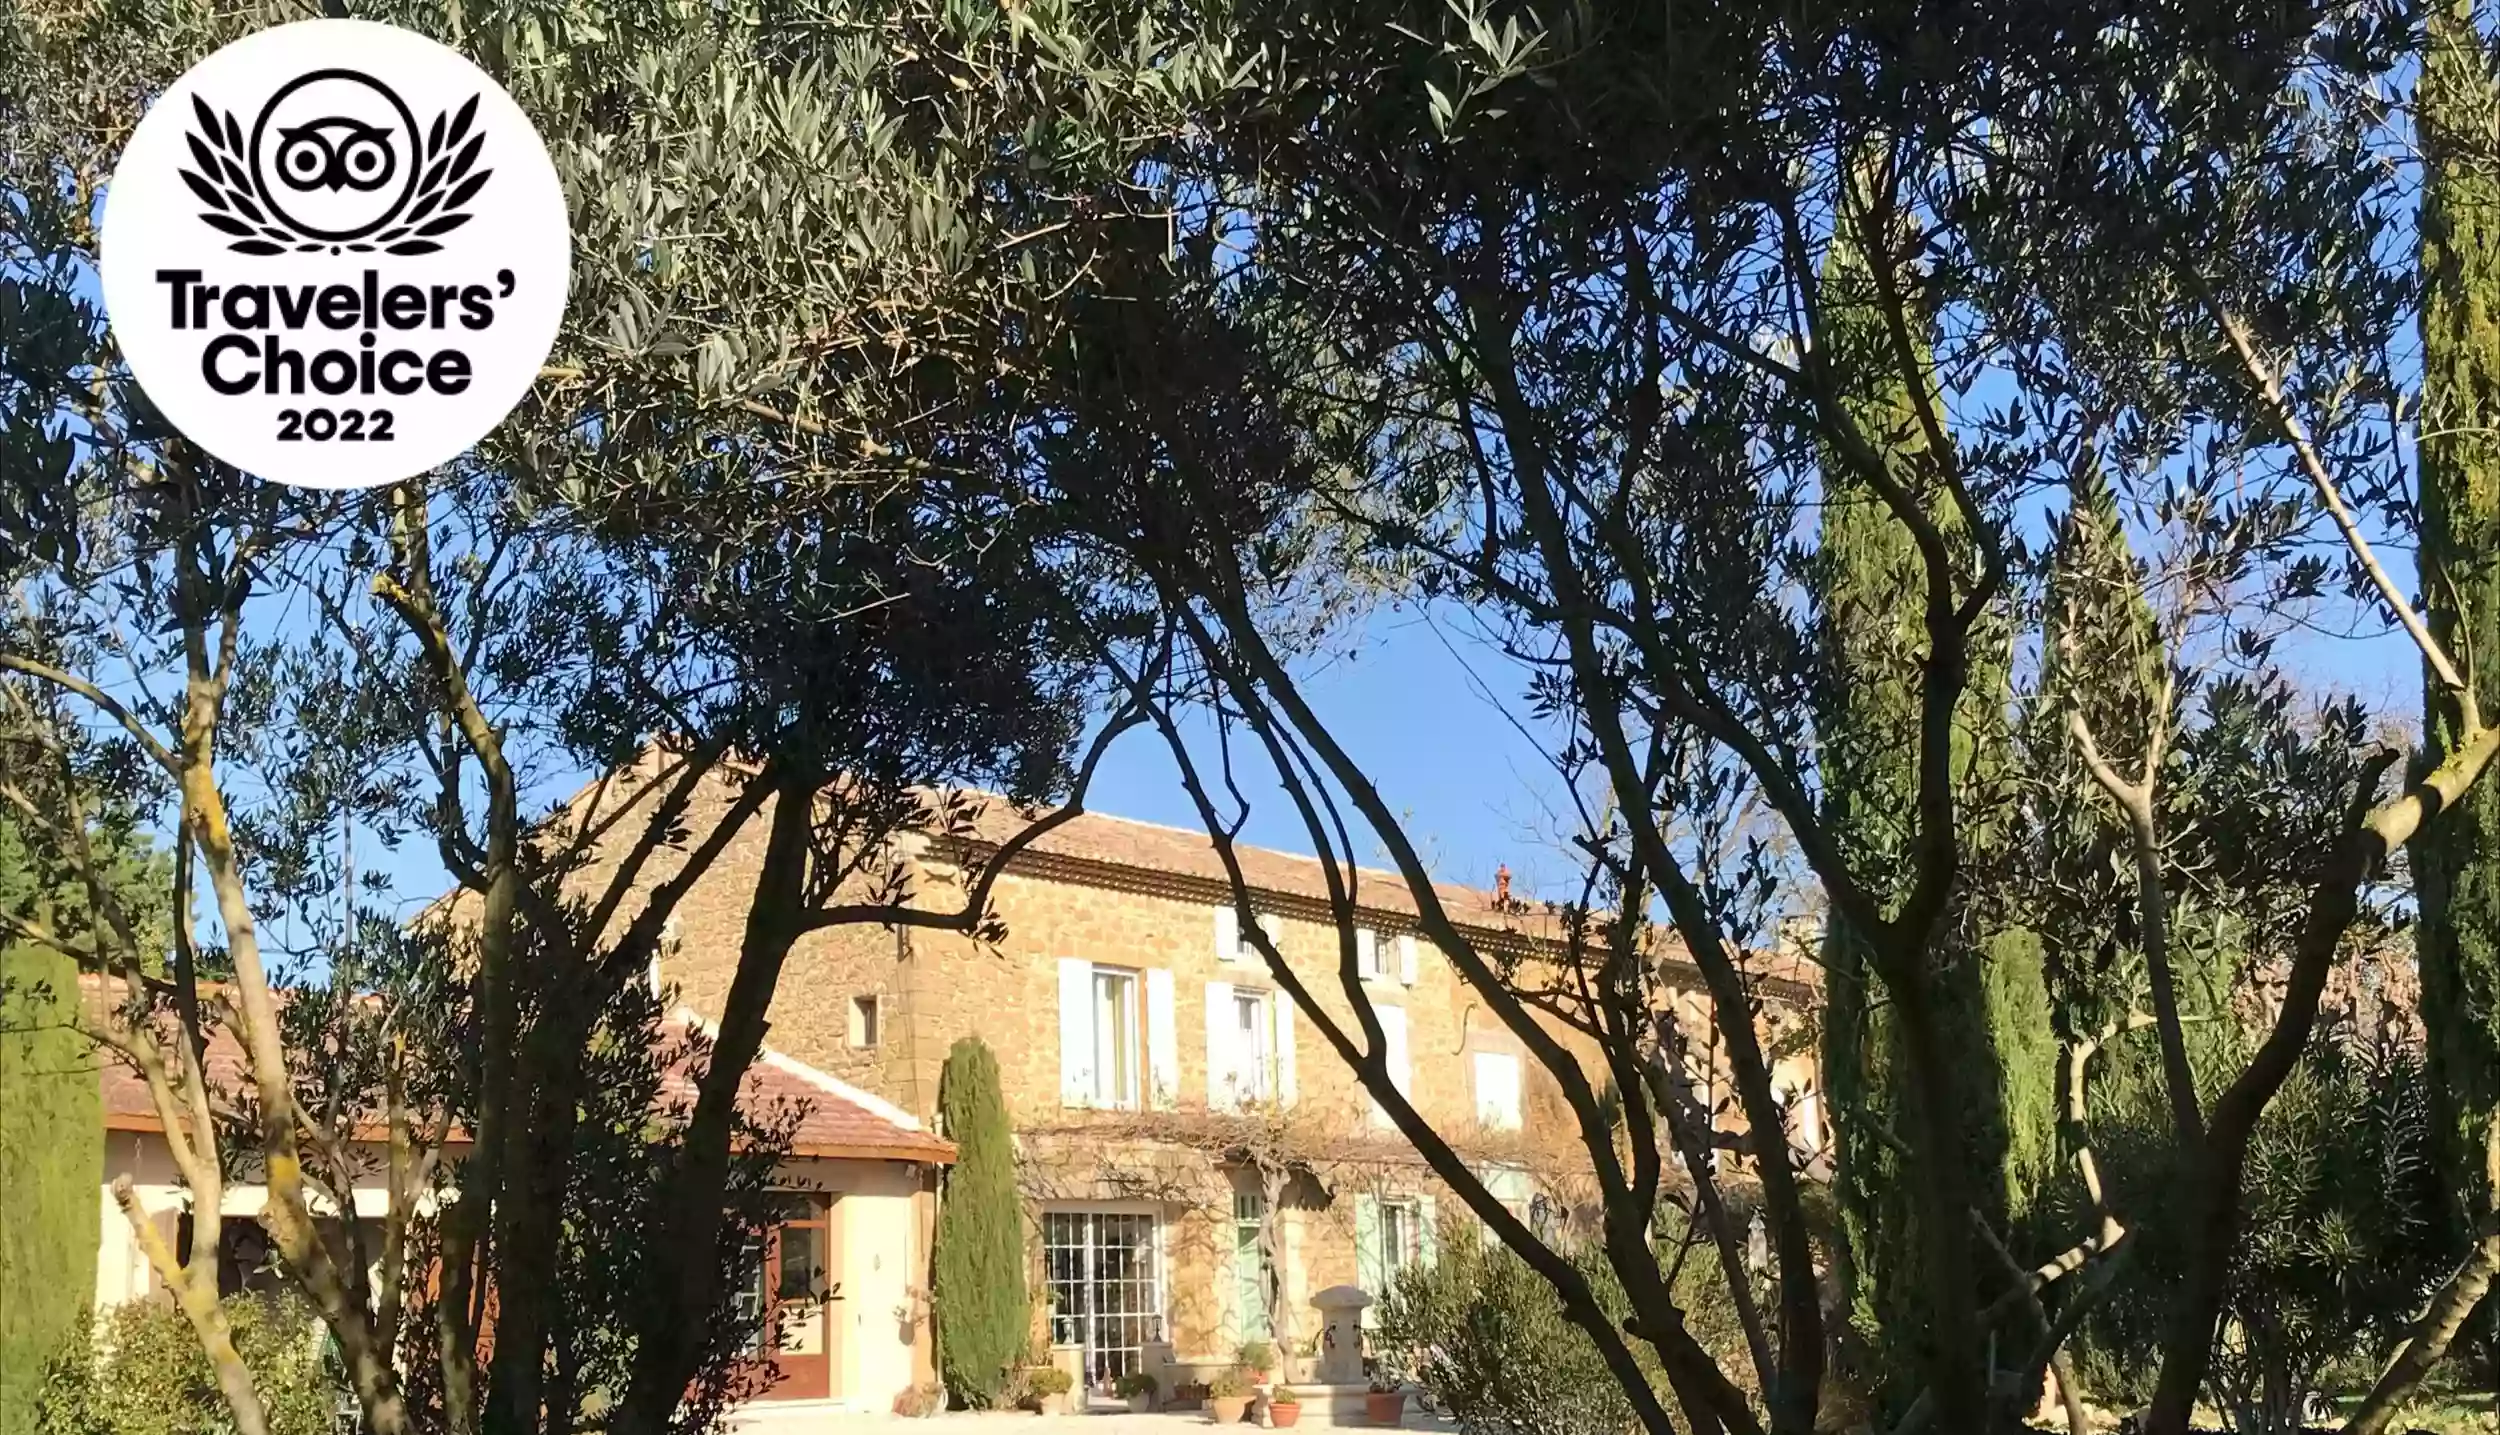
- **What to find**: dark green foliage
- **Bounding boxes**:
[2,809,167,1435]
[2212,1036,2444,1434]
[1373,1219,1750,1435]
[1,941,98,1435]
[35,1298,332,1435]
[2064,1030,2444,1432]
[932,1039,1024,1409]
[1373,1223,1645,1435]
[2417,0,2500,1220]
[1813,226,2058,1410]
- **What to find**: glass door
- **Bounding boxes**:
[1042,1210,1163,1388]
[750,1193,838,1400]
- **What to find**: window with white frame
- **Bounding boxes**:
[1354,1192,1434,1326]
[1354,927,1383,980]
[1380,1200,1422,1273]
[1231,988,1274,1104]
[1472,1050,1522,1131]
[1093,968,1141,1107]
[1059,963,1144,1109]
[1207,978,1294,1110]
[1214,906,1283,965]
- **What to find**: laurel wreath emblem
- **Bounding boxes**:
[181,91,492,256]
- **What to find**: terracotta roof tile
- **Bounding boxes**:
[89,978,948,1164]
[938,798,1823,999]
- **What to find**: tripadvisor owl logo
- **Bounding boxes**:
[183,69,489,255]
[101,20,570,490]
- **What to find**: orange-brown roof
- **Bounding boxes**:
[941,799,1822,999]
[92,980,949,1164]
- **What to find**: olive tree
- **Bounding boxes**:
[1011,2,2488,1433]
[2,4,1236,1435]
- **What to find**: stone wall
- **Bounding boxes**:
[620,772,1818,1371]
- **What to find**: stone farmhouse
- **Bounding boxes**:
[599,763,1826,1406]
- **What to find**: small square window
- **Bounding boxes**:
[1355,928,1382,980]
[849,995,881,1049]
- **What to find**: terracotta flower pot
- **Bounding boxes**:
[1365,1390,1407,1426]
[1270,1401,1303,1428]
[1209,1395,1253,1424]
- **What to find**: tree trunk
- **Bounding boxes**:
[614,776,814,1435]
[483,989,598,1435]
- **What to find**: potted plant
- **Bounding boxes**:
[1267,1387,1303,1428]
[1363,1377,1407,1427]
[1208,1368,1255,1425]
[1237,1339,1276,1383]
[1027,1366,1074,1416]
[1115,1371,1159,1414]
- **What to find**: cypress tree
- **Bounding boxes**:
[2416,0,2500,1221]
[932,1037,1026,1408]
[1814,222,2057,1403]
[0,819,103,1435]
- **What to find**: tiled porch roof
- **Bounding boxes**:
[87,978,949,1164]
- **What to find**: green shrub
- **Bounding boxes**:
[1026,1367,1073,1397]
[2210,1039,2448,1434]
[1208,1368,1253,1399]
[1112,1372,1156,1398]
[1374,1219,1748,1435]
[933,1038,1026,1409]
[37,1296,334,1435]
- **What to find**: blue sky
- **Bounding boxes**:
[305,519,2426,927]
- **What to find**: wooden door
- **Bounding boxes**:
[759,1194,839,1400]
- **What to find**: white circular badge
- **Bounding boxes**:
[100,20,570,490]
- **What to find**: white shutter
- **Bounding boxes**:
[1384,1005,1412,1095]
[1205,980,1237,1108]
[1355,927,1378,979]
[1257,913,1283,961]
[1397,933,1419,985]
[1147,968,1179,1109]
[1058,959,1095,1108]
[1474,1051,1522,1131]
[1214,906,1240,964]
[1482,1164,1530,1211]
[1273,988,1298,1107]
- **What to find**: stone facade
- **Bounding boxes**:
[623,772,1821,1389]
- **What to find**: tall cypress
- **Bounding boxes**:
[0,818,104,1435]
[1814,223,2057,1402]
[932,1037,1026,1408]
[2416,0,2500,1221]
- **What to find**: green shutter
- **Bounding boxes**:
[1417,1196,1438,1269]
[1354,1194,1383,1328]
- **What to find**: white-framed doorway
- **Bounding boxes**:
[1041,1207,1165,1386]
